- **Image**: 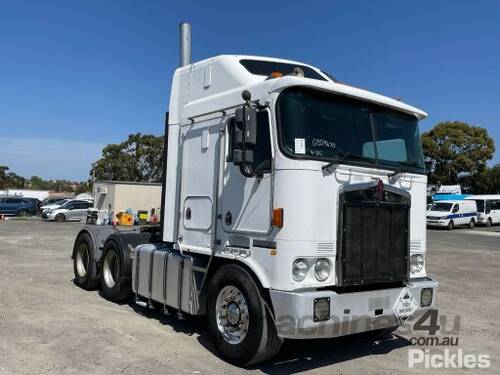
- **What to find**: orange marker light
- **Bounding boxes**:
[271,71,283,78]
[272,208,284,228]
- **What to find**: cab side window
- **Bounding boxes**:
[252,111,272,175]
[452,204,459,213]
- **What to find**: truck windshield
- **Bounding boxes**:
[276,87,426,173]
[430,203,453,212]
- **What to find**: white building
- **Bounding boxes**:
[93,180,162,213]
[0,189,49,200]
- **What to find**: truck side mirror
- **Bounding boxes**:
[228,105,258,177]
[235,106,257,146]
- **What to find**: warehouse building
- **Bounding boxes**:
[93,180,162,212]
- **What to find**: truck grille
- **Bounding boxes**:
[338,184,410,286]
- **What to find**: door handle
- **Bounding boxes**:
[225,212,232,225]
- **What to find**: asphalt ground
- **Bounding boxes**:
[0,220,498,374]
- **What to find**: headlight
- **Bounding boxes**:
[314,258,331,281]
[421,288,433,307]
[410,254,424,273]
[292,259,309,282]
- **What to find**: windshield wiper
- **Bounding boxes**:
[321,151,374,171]
[388,161,422,177]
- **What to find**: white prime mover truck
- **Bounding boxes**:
[72,23,437,365]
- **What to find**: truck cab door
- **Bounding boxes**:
[219,110,273,242]
[177,116,222,249]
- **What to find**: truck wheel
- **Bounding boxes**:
[486,218,492,227]
[73,233,99,290]
[207,264,283,366]
[447,220,454,230]
[100,241,131,303]
[468,219,475,229]
[55,213,66,222]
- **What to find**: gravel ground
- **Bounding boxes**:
[0,220,498,374]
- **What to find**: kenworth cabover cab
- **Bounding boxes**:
[72,23,437,366]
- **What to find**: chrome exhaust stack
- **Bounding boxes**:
[179,22,191,67]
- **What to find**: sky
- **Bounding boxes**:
[1,0,499,180]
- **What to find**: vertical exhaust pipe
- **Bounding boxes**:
[179,22,191,67]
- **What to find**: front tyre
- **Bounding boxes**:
[73,233,99,290]
[486,218,492,227]
[207,264,282,366]
[55,213,66,222]
[100,241,131,303]
[17,209,29,217]
[447,220,454,230]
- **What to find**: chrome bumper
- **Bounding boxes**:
[270,277,438,339]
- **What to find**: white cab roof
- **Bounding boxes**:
[173,55,428,120]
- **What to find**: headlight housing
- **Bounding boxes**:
[314,258,331,281]
[292,259,309,282]
[410,254,424,273]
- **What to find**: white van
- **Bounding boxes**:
[465,195,500,227]
[426,200,478,230]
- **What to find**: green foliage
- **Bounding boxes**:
[0,165,90,193]
[90,133,165,182]
[0,166,25,189]
[468,164,500,194]
[422,121,495,185]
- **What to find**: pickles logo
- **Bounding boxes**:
[405,310,491,369]
[409,349,490,369]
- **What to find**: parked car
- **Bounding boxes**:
[426,200,478,230]
[40,199,71,213]
[42,197,70,206]
[42,200,93,222]
[23,197,42,212]
[465,195,500,227]
[0,196,37,216]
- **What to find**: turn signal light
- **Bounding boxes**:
[272,208,284,228]
[271,71,283,78]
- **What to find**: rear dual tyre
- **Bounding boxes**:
[73,233,99,290]
[207,264,283,366]
[99,241,131,303]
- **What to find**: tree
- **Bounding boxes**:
[30,176,50,190]
[0,165,25,189]
[90,133,165,182]
[422,121,495,185]
[469,164,500,194]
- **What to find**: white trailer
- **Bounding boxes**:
[72,23,437,365]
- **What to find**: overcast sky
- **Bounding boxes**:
[1,0,499,180]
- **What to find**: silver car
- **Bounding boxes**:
[43,200,93,222]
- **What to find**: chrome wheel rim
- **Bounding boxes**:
[76,244,89,277]
[103,251,118,288]
[215,285,249,345]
